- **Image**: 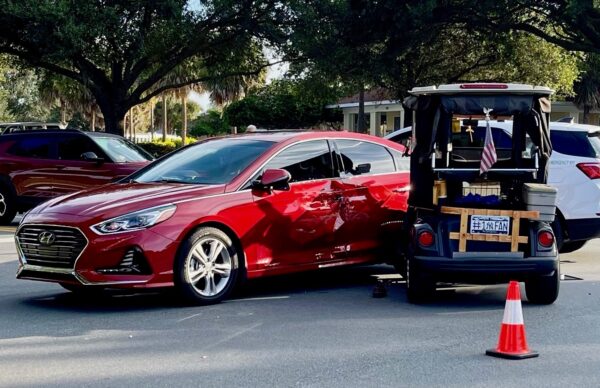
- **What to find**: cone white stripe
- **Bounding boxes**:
[502,300,524,325]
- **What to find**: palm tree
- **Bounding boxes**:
[149,50,267,146]
[574,54,600,124]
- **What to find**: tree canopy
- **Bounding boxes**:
[224,78,343,130]
[0,0,289,135]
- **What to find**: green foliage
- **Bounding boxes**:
[0,0,289,134]
[190,110,230,137]
[138,137,197,158]
[1,67,51,121]
[137,140,179,158]
[288,1,580,100]
[224,78,343,129]
[153,98,201,135]
[465,33,580,98]
[574,54,600,122]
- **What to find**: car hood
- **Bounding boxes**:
[29,182,226,219]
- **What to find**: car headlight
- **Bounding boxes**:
[91,204,176,234]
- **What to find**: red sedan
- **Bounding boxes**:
[16,131,410,304]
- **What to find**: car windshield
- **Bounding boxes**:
[133,138,275,185]
[92,136,154,162]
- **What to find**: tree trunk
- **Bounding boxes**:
[182,94,188,147]
[130,107,135,141]
[150,100,155,141]
[60,99,67,125]
[584,105,590,124]
[92,92,127,136]
[162,93,168,142]
[91,108,96,131]
[124,111,129,138]
[358,86,366,133]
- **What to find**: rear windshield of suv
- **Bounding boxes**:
[551,130,600,158]
[91,136,153,162]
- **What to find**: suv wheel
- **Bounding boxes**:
[0,186,16,225]
[406,255,435,303]
[174,227,240,305]
[525,268,560,305]
[561,240,587,253]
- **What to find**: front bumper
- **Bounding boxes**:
[15,218,179,288]
[413,253,559,284]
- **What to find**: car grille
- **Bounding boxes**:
[17,225,87,269]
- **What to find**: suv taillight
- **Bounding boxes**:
[576,162,600,179]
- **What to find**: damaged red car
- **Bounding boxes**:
[16,131,410,304]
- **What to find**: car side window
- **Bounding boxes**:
[263,140,335,183]
[7,136,54,159]
[388,148,410,171]
[550,131,598,158]
[334,139,396,176]
[57,135,105,161]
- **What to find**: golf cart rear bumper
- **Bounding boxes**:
[413,254,558,283]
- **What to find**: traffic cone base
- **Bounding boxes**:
[485,348,539,360]
[486,281,538,360]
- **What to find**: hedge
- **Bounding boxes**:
[137,137,198,158]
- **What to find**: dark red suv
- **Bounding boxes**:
[0,130,153,224]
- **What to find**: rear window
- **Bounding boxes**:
[551,131,600,158]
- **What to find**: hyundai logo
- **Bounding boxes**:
[38,231,56,245]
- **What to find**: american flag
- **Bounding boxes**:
[480,116,497,174]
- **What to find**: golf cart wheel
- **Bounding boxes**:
[525,268,560,305]
[174,226,240,305]
[0,185,17,225]
[406,255,435,303]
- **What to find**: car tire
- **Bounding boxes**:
[560,240,587,254]
[174,227,240,305]
[406,254,435,303]
[0,185,17,225]
[525,267,560,305]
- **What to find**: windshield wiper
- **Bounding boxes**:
[150,177,188,184]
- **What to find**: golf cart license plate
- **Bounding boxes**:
[469,215,510,235]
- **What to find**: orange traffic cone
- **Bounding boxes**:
[486,281,539,359]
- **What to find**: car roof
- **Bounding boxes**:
[549,122,600,134]
[85,131,127,138]
[225,130,401,144]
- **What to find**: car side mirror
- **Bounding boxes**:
[252,168,291,191]
[355,163,371,174]
[81,151,104,165]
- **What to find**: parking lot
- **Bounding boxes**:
[1,224,600,387]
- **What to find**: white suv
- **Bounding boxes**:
[386,121,600,253]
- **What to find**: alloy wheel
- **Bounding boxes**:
[185,237,232,297]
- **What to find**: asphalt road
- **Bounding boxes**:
[1,228,600,387]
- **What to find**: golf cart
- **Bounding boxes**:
[400,83,560,304]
